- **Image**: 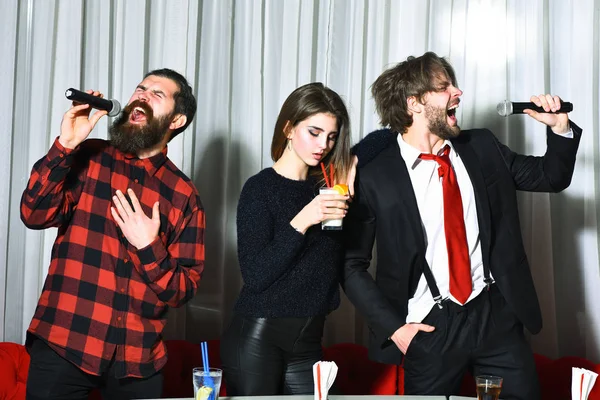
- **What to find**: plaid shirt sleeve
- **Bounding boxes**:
[128,199,205,308]
[20,138,85,229]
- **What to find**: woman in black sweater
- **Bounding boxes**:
[220,82,352,395]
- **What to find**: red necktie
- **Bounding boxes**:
[419,145,472,304]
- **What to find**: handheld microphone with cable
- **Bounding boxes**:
[65,88,122,117]
[497,100,573,117]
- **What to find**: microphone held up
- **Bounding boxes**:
[497,100,573,117]
[65,88,122,117]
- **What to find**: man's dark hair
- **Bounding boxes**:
[144,68,197,140]
[371,52,458,134]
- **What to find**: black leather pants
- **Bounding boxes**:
[220,314,325,395]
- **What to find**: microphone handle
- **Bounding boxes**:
[65,88,115,113]
[512,101,573,114]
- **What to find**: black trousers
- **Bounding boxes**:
[220,314,326,395]
[403,285,540,400]
[25,337,163,400]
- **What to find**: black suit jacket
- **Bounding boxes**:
[343,124,581,364]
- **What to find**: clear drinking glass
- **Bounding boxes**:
[319,187,344,230]
[476,375,503,400]
[192,367,222,400]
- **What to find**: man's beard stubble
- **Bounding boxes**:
[109,100,172,155]
[424,103,461,140]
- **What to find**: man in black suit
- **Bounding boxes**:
[344,52,581,400]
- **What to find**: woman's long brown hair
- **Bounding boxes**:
[271,82,352,185]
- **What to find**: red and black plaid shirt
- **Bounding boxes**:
[21,138,205,378]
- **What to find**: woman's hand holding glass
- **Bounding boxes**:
[290,193,348,234]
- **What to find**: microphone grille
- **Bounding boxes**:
[108,99,122,117]
[497,100,512,117]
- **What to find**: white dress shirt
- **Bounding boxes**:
[398,134,488,323]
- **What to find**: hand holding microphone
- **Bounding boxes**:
[497,94,571,134]
[65,88,121,117]
[497,100,573,116]
[60,89,121,149]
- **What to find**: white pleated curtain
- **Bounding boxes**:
[1,0,599,363]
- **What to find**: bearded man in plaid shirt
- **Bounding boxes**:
[21,69,204,400]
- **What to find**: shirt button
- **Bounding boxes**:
[59,153,64,158]
[134,179,139,183]
[117,317,122,321]
[120,288,125,293]
[123,258,129,263]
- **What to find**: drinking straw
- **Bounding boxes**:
[200,341,215,400]
[320,162,334,188]
[201,341,209,372]
[330,164,334,186]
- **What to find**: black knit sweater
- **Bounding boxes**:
[233,168,343,318]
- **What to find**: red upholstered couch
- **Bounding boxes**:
[2,340,600,399]
[0,342,29,400]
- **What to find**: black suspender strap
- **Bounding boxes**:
[421,260,494,308]
[421,260,444,309]
[483,262,494,290]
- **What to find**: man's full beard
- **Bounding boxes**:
[109,100,172,155]
[424,103,461,140]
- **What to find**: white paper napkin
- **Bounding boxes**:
[572,367,598,400]
[313,361,338,400]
